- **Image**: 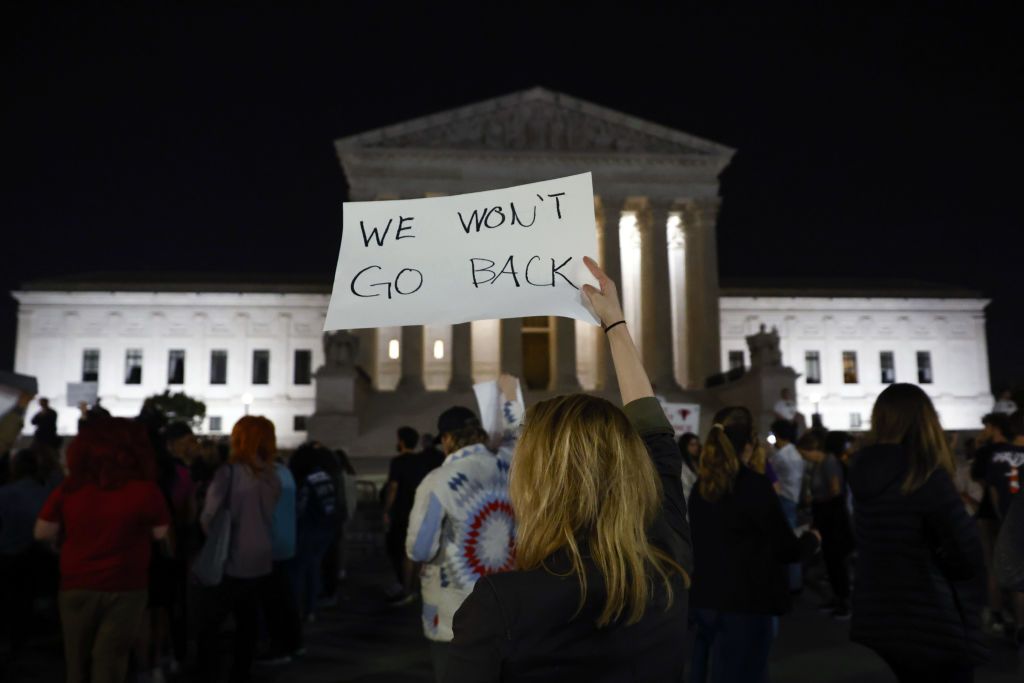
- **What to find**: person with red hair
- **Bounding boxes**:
[34,417,170,683]
[195,415,281,682]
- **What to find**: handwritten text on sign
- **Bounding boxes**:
[324,173,600,330]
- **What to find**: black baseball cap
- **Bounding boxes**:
[437,406,481,436]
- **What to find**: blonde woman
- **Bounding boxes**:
[444,256,692,682]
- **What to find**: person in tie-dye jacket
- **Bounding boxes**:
[406,374,523,682]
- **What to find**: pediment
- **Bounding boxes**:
[336,87,733,157]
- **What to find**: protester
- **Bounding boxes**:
[982,412,1024,643]
[971,412,1017,635]
[848,383,986,682]
[0,448,51,658]
[406,376,523,682]
[0,393,32,462]
[689,406,820,682]
[196,416,281,683]
[134,416,196,681]
[34,418,171,683]
[384,426,444,604]
[31,397,60,449]
[798,430,853,619]
[769,418,805,592]
[288,442,341,621]
[256,450,302,665]
[444,256,692,682]
[679,432,700,500]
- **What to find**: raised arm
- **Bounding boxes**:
[581,256,652,405]
[583,256,692,570]
[495,373,524,455]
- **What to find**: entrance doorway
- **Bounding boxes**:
[522,316,552,390]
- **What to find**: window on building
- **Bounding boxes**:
[805,351,821,384]
[294,415,308,432]
[917,351,933,384]
[208,416,222,432]
[880,351,896,384]
[293,349,312,385]
[388,339,400,360]
[252,350,270,385]
[850,412,863,429]
[433,340,445,360]
[842,351,859,384]
[168,349,185,385]
[125,349,143,384]
[82,349,100,383]
[728,350,745,371]
[210,350,227,385]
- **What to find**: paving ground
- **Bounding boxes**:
[4,523,1022,682]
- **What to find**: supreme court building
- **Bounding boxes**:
[11,89,994,450]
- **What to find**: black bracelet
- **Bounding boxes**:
[603,320,627,334]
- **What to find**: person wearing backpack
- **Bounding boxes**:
[288,442,342,621]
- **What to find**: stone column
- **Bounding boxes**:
[500,318,523,376]
[599,197,624,392]
[638,201,681,394]
[554,317,581,391]
[396,325,425,392]
[448,322,473,391]
[681,198,723,388]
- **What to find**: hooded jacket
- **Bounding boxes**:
[847,444,987,665]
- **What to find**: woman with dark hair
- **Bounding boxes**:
[678,433,700,500]
[848,383,986,682]
[688,407,820,682]
[196,415,281,682]
[34,418,171,683]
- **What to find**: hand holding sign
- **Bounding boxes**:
[324,173,600,331]
[580,256,625,329]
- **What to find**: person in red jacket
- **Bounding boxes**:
[35,418,170,683]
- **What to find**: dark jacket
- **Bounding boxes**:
[688,467,817,615]
[848,444,987,665]
[444,397,692,683]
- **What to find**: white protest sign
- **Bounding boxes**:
[324,173,600,331]
[658,399,702,436]
[473,378,525,450]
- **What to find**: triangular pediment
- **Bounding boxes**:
[336,87,734,157]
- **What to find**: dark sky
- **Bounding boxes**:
[4,5,1022,386]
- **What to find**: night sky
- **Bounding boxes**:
[4,5,1022,387]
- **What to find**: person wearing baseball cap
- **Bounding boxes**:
[406,375,523,682]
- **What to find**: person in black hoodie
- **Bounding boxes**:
[848,383,986,682]
[688,406,820,683]
[443,256,692,683]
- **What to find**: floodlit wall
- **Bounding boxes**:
[719,296,993,431]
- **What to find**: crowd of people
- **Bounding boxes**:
[0,394,357,682]
[0,255,1021,683]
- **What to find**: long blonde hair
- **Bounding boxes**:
[510,394,685,627]
[867,383,954,493]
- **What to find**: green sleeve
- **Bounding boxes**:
[622,397,673,436]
